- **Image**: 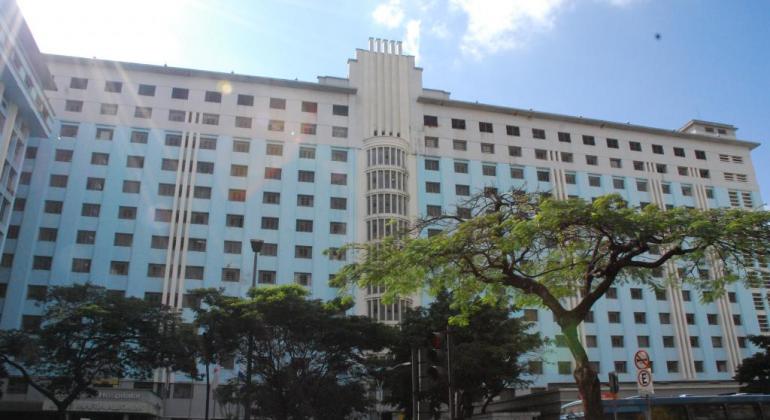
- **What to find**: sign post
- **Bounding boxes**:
[634,349,654,420]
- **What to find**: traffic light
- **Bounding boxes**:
[426,331,447,382]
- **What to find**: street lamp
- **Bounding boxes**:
[243,239,262,420]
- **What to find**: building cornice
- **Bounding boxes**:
[43,54,358,95]
[418,96,761,150]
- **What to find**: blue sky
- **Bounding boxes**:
[17,0,770,202]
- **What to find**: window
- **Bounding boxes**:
[537,170,550,182]
[331,149,348,162]
[662,336,675,348]
[585,155,598,166]
[58,124,79,138]
[167,109,186,122]
[134,106,152,118]
[235,116,252,128]
[259,270,277,284]
[613,178,625,189]
[65,99,83,112]
[588,175,601,187]
[33,255,52,270]
[677,166,689,176]
[201,137,218,150]
[581,135,596,146]
[70,77,88,89]
[197,161,214,174]
[104,81,122,93]
[424,136,439,148]
[557,361,572,375]
[423,159,440,171]
[531,128,546,139]
[19,172,31,185]
[269,97,286,109]
[455,184,470,196]
[427,205,442,217]
[707,314,719,325]
[228,189,246,202]
[610,158,622,168]
[561,152,573,163]
[656,163,667,174]
[301,123,317,135]
[96,127,114,140]
[330,222,347,234]
[110,261,129,276]
[118,206,137,219]
[295,245,312,259]
[634,312,647,324]
[261,217,279,230]
[652,144,664,154]
[186,266,204,280]
[129,131,149,144]
[506,125,520,136]
[614,361,628,373]
[695,150,707,160]
[38,227,57,242]
[44,200,63,214]
[331,173,347,185]
[72,258,92,273]
[331,126,348,138]
[506,145,522,157]
[333,104,349,116]
[557,132,571,143]
[76,230,96,244]
[230,164,248,177]
[449,118,466,129]
[565,172,576,184]
[295,194,315,207]
[479,122,493,133]
[630,288,643,299]
[673,147,685,157]
[222,268,240,282]
[301,101,317,113]
[608,312,621,323]
[226,214,244,228]
[690,336,700,348]
[534,149,547,160]
[482,164,497,176]
[237,94,254,106]
[510,166,524,179]
[611,335,624,348]
[55,149,73,162]
[224,241,242,254]
[694,361,704,373]
[424,115,438,127]
[629,141,642,151]
[154,209,172,222]
[734,314,742,325]
[232,140,250,153]
[686,313,695,325]
[452,139,467,151]
[481,143,495,153]
[201,113,219,125]
[91,152,109,166]
[296,219,314,233]
[263,191,280,204]
[426,182,441,193]
[264,167,282,180]
[454,161,468,173]
[329,196,347,210]
[606,138,619,149]
[205,90,222,103]
[171,87,189,99]
[82,203,101,217]
[638,336,650,347]
[126,155,144,168]
[114,233,133,246]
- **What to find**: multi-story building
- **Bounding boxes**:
[0,4,765,418]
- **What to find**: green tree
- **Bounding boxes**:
[735,335,770,393]
[384,292,542,419]
[0,283,194,420]
[194,285,395,420]
[334,192,770,419]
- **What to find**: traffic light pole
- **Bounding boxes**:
[446,327,454,420]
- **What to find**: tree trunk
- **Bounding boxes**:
[205,362,211,420]
[562,322,603,420]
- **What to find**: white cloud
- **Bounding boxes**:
[372,0,405,29]
[429,22,450,39]
[403,19,422,63]
[450,0,567,59]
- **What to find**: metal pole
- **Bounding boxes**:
[446,327,454,420]
[411,347,419,420]
[243,250,258,420]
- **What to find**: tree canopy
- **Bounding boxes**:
[735,335,770,394]
[193,285,395,420]
[382,291,542,419]
[0,283,193,419]
[333,191,770,419]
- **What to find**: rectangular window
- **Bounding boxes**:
[610,158,622,168]
[508,146,522,157]
[506,125,520,136]
[481,143,495,154]
[301,101,318,113]
[205,90,222,103]
[91,152,109,165]
[134,106,152,119]
[222,268,240,282]
[331,173,347,185]
[427,205,442,217]
[186,266,204,280]
[269,97,286,109]
[295,245,313,259]
[424,159,439,171]
[77,230,96,244]
[168,110,185,122]
[565,172,576,184]
[652,144,664,154]
[606,138,619,149]
[297,194,314,207]
[171,87,189,99]
[154,209,172,222]
[147,264,166,277]
[455,184,470,196]
[201,113,219,125]
[118,206,137,219]
[126,155,144,168]
[332,104,349,116]
[259,270,277,284]
[261,217,279,230]
[674,147,685,157]
[479,122,493,133]
[70,77,88,89]
[695,150,707,160]
[228,189,246,202]
[98,103,117,116]
[114,232,133,246]
[454,161,468,173]
[451,119,466,129]
[197,161,214,174]
[38,227,57,242]
[264,167,282,180]
[230,164,248,177]
[629,141,642,151]
[636,179,648,192]
[301,123,317,135]
[193,186,210,199]
[331,149,348,162]
[235,116,252,128]
[104,81,122,93]
[44,200,63,214]
[268,119,284,131]
[59,124,78,137]
[585,155,598,166]
[296,219,314,232]
[55,149,73,162]
[96,127,114,140]
[330,222,347,234]
[298,170,315,182]
[224,241,242,254]
[424,136,439,148]
[33,256,53,270]
[237,94,254,106]
[482,164,497,176]
[81,203,100,217]
[423,115,438,127]
[263,191,280,204]
[535,149,547,160]
[188,238,207,252]
[426,182,441,193]
[588,175,601,187]
[110,261,129,275]
[537,170,550,182]
[233,139,250,153]
[532,128,546,139]
[65,100,83,112]
[330,197,347,210]
[299,146,316,159]
[72,258,92,273]
[613,178,625,189]
[131,130,149,144]
[557,132,571,143]
[332,126,348,138]
[510,166,524,179]
[582,135,595,145]
[561,152,573,163]
[226,214,244,228]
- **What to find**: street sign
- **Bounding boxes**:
[636,368,654,395]
[634,350,651,370]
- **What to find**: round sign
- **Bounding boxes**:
[634,350,651,370]
[637,369,652,387]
